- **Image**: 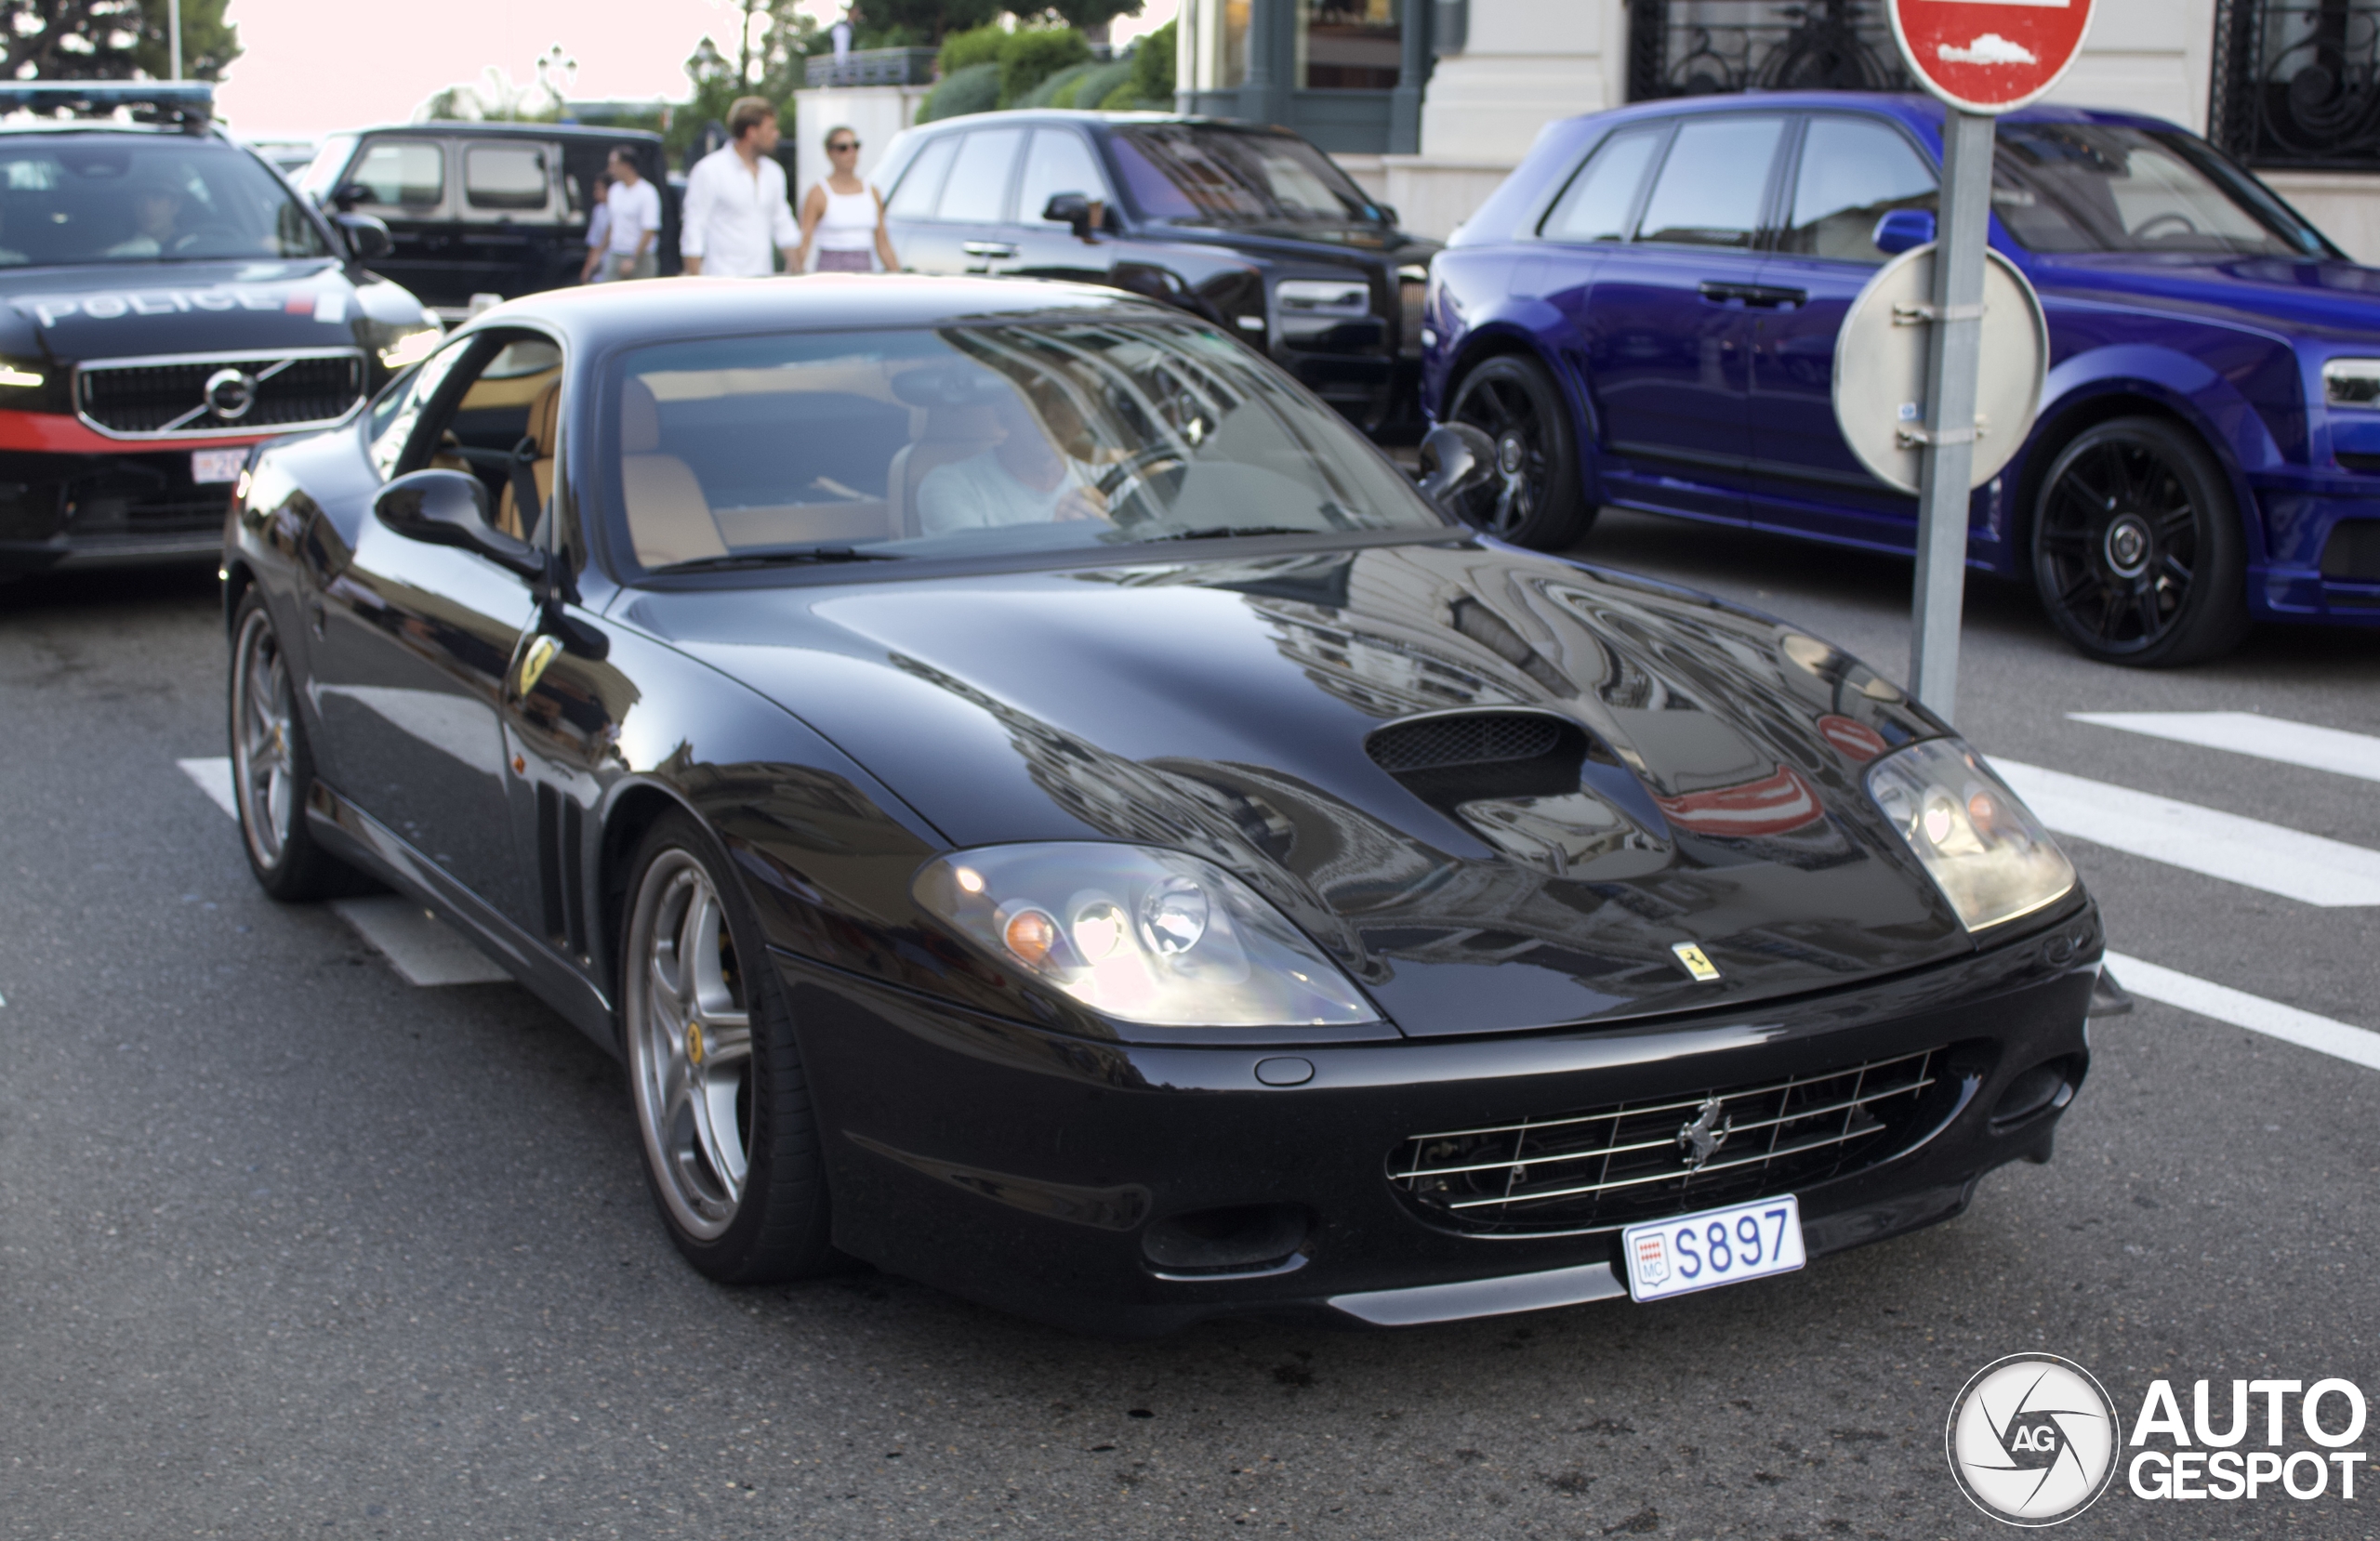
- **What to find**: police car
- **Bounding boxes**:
[0,83,440,579]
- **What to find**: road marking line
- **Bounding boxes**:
[1992,759,2380,907]
[2105,951,2380,1073]
[2069,711,2380,784]
[178,757,238,821]
[330,898,512,987]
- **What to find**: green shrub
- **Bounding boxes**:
[1056,59,1134,109]
[937,23,1006,77]
[1023,60,1101,108]
[1097,77,1165,111]
[998,28,1091,107]
[1130,20,1176,102]
[918,60,1000,123]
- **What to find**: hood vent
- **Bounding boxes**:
[1367,711,1589,805]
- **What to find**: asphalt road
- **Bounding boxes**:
[2,522,2374,1541]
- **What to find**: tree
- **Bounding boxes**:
[1023,0,1144,35]
[847,0,1003,46]
[419,43,575,123]
[3,0,241,83]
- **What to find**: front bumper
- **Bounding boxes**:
[781,902,2101,1336]
[0,443,245,575]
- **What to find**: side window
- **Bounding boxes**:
[1017,129,1108,225]
[350,138,445,209]
[887,135,959,219]
[936,127,1025,222]
[1539,125,1666,244]
[1633,115,1787,250]
[1781,117,1937,264]
[368,336,473,480]
[464,144,550,213]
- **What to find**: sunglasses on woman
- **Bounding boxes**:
[829,140,860,152]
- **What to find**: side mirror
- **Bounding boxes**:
[335,212,392,261]
[1871,208,1937,257]
[1416,422,1499,509]
[374,469,545,579]
[332,181,371,214]
[1042,191,1100,240]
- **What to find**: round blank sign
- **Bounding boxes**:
[1830,242,2047,495]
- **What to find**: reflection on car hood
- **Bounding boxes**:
[628,540,1980,1036]
[2030,251,2380,338]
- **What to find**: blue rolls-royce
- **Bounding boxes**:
[1421,93,2380,665]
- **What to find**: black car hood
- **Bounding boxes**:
[629,540,1976,1035]
[0,256,432,363]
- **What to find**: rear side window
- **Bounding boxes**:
[936,128,1025,222]
[352,138,443,208]
[1540,125,1664,244]
[1781,117,1937,264]
[886,134,958,219]
[464,144,549,212]
[1633,115,1786,250]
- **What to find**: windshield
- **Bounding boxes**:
[0,136,331,267]
[1108,125,1384,228]
[1992,123,2328,257]
[605,318,1445,574]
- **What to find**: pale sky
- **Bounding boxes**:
[213,0,1178,140]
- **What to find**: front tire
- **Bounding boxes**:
[228,592,355,901]
[1444,353,1593,549]
[622,811,835,1284]
[2030,416,2249,666]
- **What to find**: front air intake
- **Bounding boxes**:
[1365,711,1592,806]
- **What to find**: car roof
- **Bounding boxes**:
[905,111,1302,136]
[1559,90,2188,138]
[326,121,665,145]
[462,272,1184,353]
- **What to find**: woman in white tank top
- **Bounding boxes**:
[797,125,898,273]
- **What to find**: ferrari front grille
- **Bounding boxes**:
[1366,712,1565,773]
[76,349,365,438]
[1389,1048,1945,1235]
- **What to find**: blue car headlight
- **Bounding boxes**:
[1865,740,2075,932]
[914,843,1379,1027]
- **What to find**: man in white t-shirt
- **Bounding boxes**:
[681,97,799,278]
[916,386,1111,537]
[602,148,662,281]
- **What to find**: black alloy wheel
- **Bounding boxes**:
[1445,354,1593,549]
[227,590,360,901]
[621,810,838,1284]
[2030,415,2249,666]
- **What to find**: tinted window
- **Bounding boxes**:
[1633,115,1785,250]
[1017,129,1107,225]
[1107,125,1380,226]
[352,138,443,207]
[1540,125,1663,244]
[936,129,1024,222]
[464,144,548,211]
[1992,123,2317,257]
[0,138,331,267]
[1782,117,1937,264]
[886,134,957,219]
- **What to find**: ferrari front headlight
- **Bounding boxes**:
[914,843,1378,1027]
[1866,739,2074,931]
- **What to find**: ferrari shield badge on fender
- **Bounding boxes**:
[1672,942,1722,982]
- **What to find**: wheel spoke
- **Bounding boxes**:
[697,1012,752,1068]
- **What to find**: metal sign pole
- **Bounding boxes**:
[169,0,183,81]
[1907,109,1996,724]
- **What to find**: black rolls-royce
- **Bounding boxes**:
[221,274,2101,1334]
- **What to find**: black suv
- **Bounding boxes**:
[0,83,439,579]
[294,123,680,322]
[874,112,1437,435]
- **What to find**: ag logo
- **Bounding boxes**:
[1947,1353,2121,1526]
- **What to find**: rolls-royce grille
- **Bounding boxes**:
[78,351,365,437]
[1389,1048,1944,1235]
[1367,713,1564,773]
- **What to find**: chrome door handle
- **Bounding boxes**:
[961,242,1017,258]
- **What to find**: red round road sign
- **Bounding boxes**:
[1888,0,2096,113]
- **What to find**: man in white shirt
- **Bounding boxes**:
[916,385,1111,537]
[680,97,799,278]
[603,148,663,281]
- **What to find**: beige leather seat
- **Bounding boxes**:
[620,378,727,567]
[494,377,561,539]
[885,403,1000,536]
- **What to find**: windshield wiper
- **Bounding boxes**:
[651,544,900,573]
[1143,525,1323,542]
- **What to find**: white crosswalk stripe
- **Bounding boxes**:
[2106,951,2380,1073]
[177,757,239,821]
[1991,758,2380,907]
[2069,711,2380,784]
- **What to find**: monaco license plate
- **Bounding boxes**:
[191,448,245,484]
[1621,1194,1806,1302]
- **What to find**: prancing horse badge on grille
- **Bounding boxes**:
[1671,942,1721,981]
[1677,1096,1732,1170]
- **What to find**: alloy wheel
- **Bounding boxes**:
[2034,432,2203,655]
[1450,374,1551,538]
[627,850,756,1242]
[231,609,296,869]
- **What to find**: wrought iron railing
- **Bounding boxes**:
[1625,0,1909,101]
[2210,0,2380,167]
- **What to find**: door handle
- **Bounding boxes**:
[1699,282,1805,309]
[961,242,1017,259]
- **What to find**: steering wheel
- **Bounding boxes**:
[2132,212,2200,241]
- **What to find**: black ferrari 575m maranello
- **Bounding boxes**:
[221,275,2101,1334]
